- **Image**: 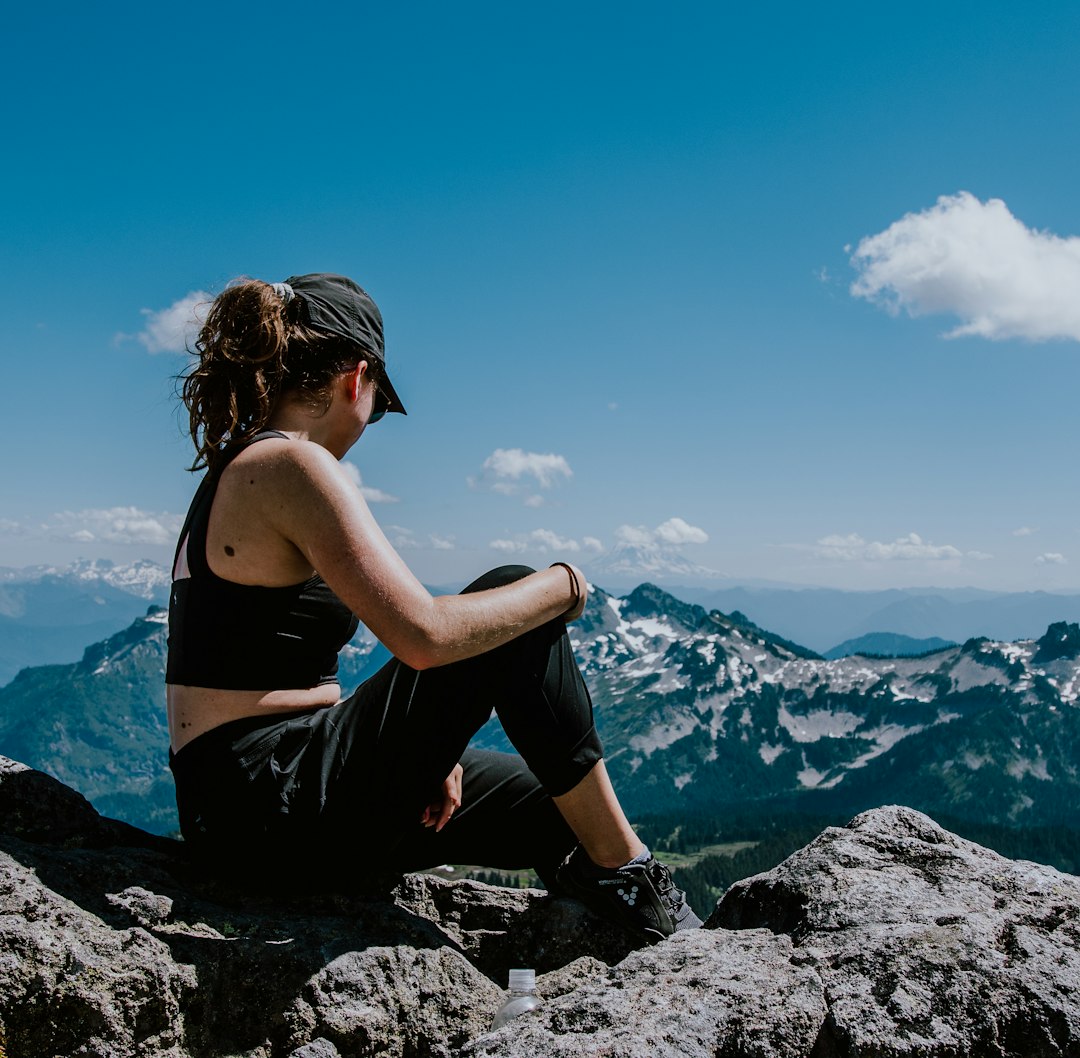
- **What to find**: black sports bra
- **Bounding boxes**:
[165,431,360,691]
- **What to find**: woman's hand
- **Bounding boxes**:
[420,763,464,832]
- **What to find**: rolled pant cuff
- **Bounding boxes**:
[535,724,604,797]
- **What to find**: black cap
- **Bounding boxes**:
[282,273,406,415]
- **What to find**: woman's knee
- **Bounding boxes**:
[461,564,536,594]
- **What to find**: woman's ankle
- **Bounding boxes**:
[581,840,648,870]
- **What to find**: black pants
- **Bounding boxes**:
[170,566,603,888]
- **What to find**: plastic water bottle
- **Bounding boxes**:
[490,968,541,1030]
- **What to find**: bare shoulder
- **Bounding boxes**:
[223,437,355,504]
[213,438,370,569]
[225,435,341,477]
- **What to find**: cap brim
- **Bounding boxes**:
[379,370,407,415]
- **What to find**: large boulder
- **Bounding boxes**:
[0,756,634,1058]
[709,804,1080,1057]
[1,755,1078,1057]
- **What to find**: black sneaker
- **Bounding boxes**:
[555,846,703,943]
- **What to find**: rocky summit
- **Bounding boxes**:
[2,755,1078,1057]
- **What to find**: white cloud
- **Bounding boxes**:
[488,528,583,554]
[596,517,717,578]
[531,529,580,552]
[49,508,184,546]
[1012,526,1038,537]
[804,532,987,562]
[523,494,545,508]
[341,463,399,503]
[654,517,709,546]
[849,192,1080,342]
[386,524,418,549]
[582,536,604,553]
[384,524,453,551]
[135,291,211,354]
[476,449,573,499]
[615,525,655,548]
[1035,552,1067,566]
[616,517,709,549]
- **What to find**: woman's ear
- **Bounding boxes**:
[346,361,369,402]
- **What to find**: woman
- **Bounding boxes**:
[166,273,700,941]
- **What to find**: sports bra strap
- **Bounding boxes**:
[172,430,291,580]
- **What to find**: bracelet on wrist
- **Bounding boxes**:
[549,562,580,617]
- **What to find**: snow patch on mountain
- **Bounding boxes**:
[759,742,786,764]
[629,707,700,756]
[1006,754,1051,782]
[778,704,863,743]
[0,558,170,600]
[576,584,1080,812]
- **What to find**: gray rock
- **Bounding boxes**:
[0,755,632,1057]
[287,1039,341,1058]
[463,928,826,1057]
[2,756,1078,1057]
[710,804,1080,1057]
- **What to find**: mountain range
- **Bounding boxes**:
[664,583,1080,654]
[5,559,1080,680]
[1,578,1078,866]
[0,559,171,686]
[474,583,1080,836]
[822,632,957,660]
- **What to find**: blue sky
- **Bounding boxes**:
[3,1,1079,592]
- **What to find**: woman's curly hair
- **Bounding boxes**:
[180,279,370,472]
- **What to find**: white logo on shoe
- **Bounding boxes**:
[617,884,639,907]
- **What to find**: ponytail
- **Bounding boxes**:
[180,279,361,472]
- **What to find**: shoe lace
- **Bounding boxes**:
[647,860,688,912]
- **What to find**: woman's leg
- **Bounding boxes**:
[317,565,645,871]
[552,761,642,868]
[389,747,577,885]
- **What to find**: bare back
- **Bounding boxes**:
[167,438,346,751]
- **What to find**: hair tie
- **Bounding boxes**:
[549,562,581,618]
[271,281,295,304]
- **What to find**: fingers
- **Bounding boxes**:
[421,764,465,831]
[434,793,459,832]
[436,764,463,832]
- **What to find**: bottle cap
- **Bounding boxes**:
[508,968,535,991]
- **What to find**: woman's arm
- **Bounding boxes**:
[251,441,585,670]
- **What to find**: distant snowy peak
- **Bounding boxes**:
[586,542,727,582]
[0,558,170,601]
[582,586,1080,713]
[573,582,817,676]
[98,560,171,600]
[565,583,1080,817]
